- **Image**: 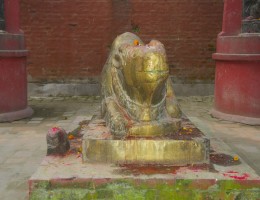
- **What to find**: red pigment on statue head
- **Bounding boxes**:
[48,127,62,136]
[51,127,61,132]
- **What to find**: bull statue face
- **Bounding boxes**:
[122,41,169,104]
[118,40,169,121]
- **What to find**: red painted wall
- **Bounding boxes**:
[20,0,223,83]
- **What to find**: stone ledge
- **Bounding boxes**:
[0,106,33,122]
[211,108,260,125]
[28,82,101,97]
[28,82,214,97]
[28,152,260,199]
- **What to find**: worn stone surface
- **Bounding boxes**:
[82,119,209,165]
[0,96,259,200]
[0,97,100,200]
[29,140,260,199]
[178,96,260,175]
[28,82,215,97]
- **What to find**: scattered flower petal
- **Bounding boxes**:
[233,155,239,161]
[68,135,75,140]
[133,40,139,46]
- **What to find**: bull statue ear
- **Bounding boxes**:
[112,54,121,69]
[112,46,126,69]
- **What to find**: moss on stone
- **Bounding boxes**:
[30,179,260,200]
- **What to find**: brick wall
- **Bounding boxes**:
[20,0,223,83]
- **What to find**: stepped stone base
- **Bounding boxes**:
[82,118,209,166]
[28,117,260,199]
[29,153,260,199]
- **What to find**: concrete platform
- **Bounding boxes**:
[29,152,260,199]
[29,119,260,199]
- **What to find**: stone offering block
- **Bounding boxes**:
[82,118,209,166]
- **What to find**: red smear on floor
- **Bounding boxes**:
[223,172,250,180]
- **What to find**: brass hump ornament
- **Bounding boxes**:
[101,32,182,138]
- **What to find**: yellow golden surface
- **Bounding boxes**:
[83,138,208,165]
[128,119,181,137]
[101,32,181,138]
[83,33,209,165]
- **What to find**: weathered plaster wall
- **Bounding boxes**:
[20,0,223,93]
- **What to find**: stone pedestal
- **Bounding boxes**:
[28,133,260,199]
[82,118,209,166]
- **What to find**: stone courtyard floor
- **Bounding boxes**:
[0,96,259,200]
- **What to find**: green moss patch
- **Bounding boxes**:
[30,179,260,200]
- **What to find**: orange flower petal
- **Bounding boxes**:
[133,39,139,46]
[68,135,75,140]
[233,155,239,161]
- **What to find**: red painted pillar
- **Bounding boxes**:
[220,0,242,36]
[0,0,33,122]
[211,0,260,125]
[4,0,20,33]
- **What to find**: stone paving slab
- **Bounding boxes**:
[187,116,260,175]
[0,98,100,200]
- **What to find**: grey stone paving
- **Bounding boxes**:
[0,96,259,200]
[178,96,260,175]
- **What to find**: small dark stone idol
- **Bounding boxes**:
[46,127,70,155]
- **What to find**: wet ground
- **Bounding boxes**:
[0,95,259,200]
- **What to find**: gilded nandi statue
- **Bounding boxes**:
[101,32,181,138]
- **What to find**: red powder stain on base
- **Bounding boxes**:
[116,164,212,176]
[226,170,238,174]
[223,172,250,180]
